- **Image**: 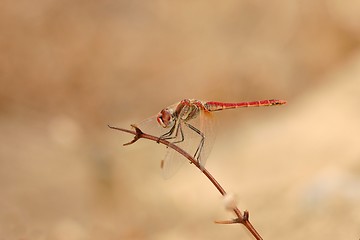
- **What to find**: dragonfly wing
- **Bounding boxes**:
[161,148,186,179]
[196,110,216,169]
[135,114,165,137]
[135,114,189,179]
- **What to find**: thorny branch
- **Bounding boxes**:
[109,124,263,240]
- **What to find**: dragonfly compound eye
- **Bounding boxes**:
[157,109,173,128]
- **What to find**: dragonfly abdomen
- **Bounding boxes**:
[204,99,286,112]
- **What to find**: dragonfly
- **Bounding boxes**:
[136,99,286,179]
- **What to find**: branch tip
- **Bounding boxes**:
[123,126,143,146]
[108,124,144,146]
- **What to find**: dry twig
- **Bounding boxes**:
[109,124,263,240]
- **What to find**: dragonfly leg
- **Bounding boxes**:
[172,123,185,144]
[159,121,184,144]
[184,122,205,165]
[157,124,175,143]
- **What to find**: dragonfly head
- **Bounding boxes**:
[157,108,175,128]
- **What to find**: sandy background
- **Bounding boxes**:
[1,0,360,239]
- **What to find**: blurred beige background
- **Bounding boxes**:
[1,0,360,239]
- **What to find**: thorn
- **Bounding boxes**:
[130,124,144,135]
[108,124,144,146]
[214,218,238,224]
[123,125,143,146]
[215,211,249,225]
[243,210,249,221]
[123,138,138,146]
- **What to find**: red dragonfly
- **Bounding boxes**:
[137,99,286,178]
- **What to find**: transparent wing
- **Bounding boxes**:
[135,114,165,137]
[134,112,189,179]
[161,142,186,179]
[194,109,216,169]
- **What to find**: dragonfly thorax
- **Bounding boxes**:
[178,104,200,122]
